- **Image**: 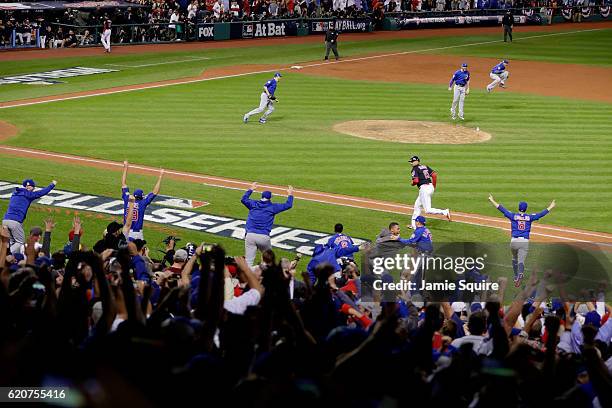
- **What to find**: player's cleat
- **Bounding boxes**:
[486,87,491,93]
[451,116,456,120]
[243,115,248,123]
[459,116,465,121]
[514,274,524,288]
[445,209,452,221]
[500,83,506,88]
[259,118,267,124]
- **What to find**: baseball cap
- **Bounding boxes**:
[470,303,483,313]
[518,201,528,212]
[461,63,468,68]
[409,155,420,162]
[502,59,509,64]
[415,216,426,225]
[30,226,43,236]
[261,191,272,200]
[584,310,601,328]
[106,221,123,235]
[174,249,188,263]
[274,72,282,77]
[451,302,467,313]
[134,189,144,198]
[22,179,36,188]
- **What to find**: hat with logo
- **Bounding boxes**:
[409,155,420,162]
[261,191,272,201]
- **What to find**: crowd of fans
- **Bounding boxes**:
[1,175,611,406]
[0,0,608,47]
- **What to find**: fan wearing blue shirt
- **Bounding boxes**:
[243,72,282,124]
[121,161,164,240]
[488,194,555,287]
[241,182,294,266]
[2,178,57,254]
[448,63,470,121]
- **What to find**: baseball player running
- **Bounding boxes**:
[409,156,451,229]
[101,19,112,53]
[121,161,164,240]
[243,72,282,124]
[488,194,556,287]
[448,63,470,121]
[486,59,509,92]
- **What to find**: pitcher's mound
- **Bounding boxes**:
[333,120,491,144]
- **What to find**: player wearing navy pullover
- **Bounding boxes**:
[488,194,555,286]
[241,182,294,266]
[2,178,57,254]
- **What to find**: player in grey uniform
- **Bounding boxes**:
[448,63,470,121]
[243,72,282,124]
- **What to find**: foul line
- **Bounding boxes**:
[1,145,610,245]
[104,56,210,68]
[0,28,603,110]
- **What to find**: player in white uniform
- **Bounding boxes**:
[409,156,451,229]
[101,19,112,53]
[486,60,509,92]
[448,63,470,120]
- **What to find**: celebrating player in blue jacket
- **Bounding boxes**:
[121,161,164,240]
[241,182,294,266]
[243,72,282,124]
[2,178,57,254]
[488,194,556,287]
[395,216,433,255]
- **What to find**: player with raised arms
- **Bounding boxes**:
[488,194,556,287]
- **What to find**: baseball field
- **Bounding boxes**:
[1,22,611,264]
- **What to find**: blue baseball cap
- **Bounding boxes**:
[22,179,36,187]
[470,303,483,313]
[274,72,282,77]
[415,216,426,225]
[584,311,601,328]
[518,201,528,212]
[502,59,509,64]
[134,189,144,198]
[461,63,468,68]
[261,191,272,200]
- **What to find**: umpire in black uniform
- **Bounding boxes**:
[324,22,339,61]
[502,10,513,43]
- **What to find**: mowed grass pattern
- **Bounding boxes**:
[1,71,611,232]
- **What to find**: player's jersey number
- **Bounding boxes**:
[517,221,526,231]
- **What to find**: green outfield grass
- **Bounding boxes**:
[0,27,609,102]
[1,72,611,232]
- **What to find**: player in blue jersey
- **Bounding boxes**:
[394,216,433,255]
[326,223,355,250]
[488,194,556,287]
[486,59,510,93]
[448,63,470,120]
[243,72,282,124]
[121,161,164,240]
